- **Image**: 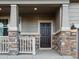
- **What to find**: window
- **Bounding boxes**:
[0,19,8,36]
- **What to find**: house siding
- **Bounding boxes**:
[21,15,54,49]
[0,15,54,33]
[69,3,79,25]
[21,16,38,33]
[54,8,61,32]
[21,15,54,33]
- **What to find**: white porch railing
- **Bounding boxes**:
[0,36,9,53]
[0,36,36,55]
[19,36,36,55]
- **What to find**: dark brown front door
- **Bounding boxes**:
[40,23,51,48]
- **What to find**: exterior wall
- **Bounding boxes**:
[20,15,54,49]
[0,15,54,33]
[0,16,10,21]
[21,15,54,33]
[21,16,38,33]
[0,15,54,49]
[54,8,61,32]
[69,3,79,26]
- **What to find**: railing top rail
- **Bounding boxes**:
[0,36,8,37]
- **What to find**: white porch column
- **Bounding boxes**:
[8,4,19,55]
[9,5,19,28]
[61,3,70,31]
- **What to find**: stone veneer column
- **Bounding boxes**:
[61,3,70,30]
[53,30,78,57]
[8,4,19,55]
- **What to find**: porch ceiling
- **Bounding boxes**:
[0,4,60,16]
[0,5,10,16]
[70,0,79,2]
[19,4,60,15]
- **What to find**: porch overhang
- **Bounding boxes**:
[0,0,69,4]
[70,0,79,3]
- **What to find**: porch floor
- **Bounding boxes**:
[36,49,60,56]
[0,50,76,59]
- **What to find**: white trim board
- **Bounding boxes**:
[20,33,39,35]
[0,1,69,4]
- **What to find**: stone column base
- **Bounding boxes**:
[53,29,78,58]
[8,31,19,55]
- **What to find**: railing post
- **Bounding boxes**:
[75,29,78,58]
[32,37,36,55]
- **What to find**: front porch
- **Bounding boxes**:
[0,29,78,58]
[0,50,74,59]
[0,3,78,58]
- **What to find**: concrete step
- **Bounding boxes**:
[0,55,75,59]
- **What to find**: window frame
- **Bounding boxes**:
[0,18,9,36]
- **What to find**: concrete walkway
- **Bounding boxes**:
[0,50,76,59]
[0,55,74,59]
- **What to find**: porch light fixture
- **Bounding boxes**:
[0,8,2,11]
[34,8,38,11]
[61,42,65,45]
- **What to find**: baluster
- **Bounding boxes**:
[25,36,26,52]
[27,36,29,51]
[27,36,28,51]
[21,38,23,52]
[4,39,5,52]
[24,40,26,52]
[5,38,6,52]
[0,40,1,52]
[20,38,22,52]
[0,38,1,53]
[29,36,30,52]
[30,37,32,52]
[3,38,4,52]
[1,38,2,52]
[19,37,21,51]
[23,38,24,52]
[2,39,4,52]
[24,37,26,52]
[7,37,9,52]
